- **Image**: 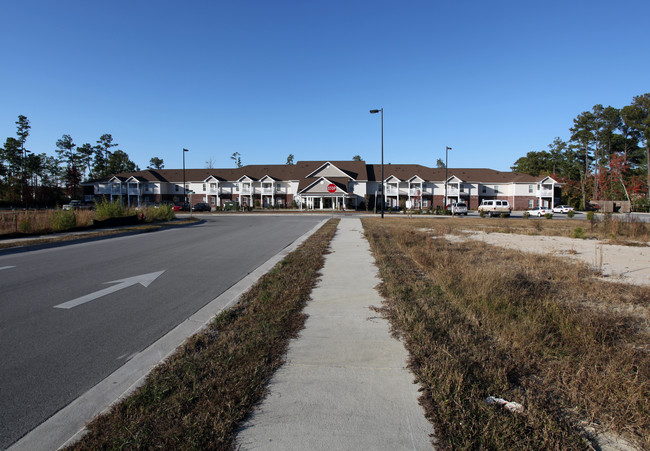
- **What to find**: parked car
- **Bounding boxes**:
[192,202,211,212]
[172,203,190,211]
[478,199,511,217]
[526,206,553,217]
[62,200,93,210]
[552,205,574,214]
[447,202,468,215]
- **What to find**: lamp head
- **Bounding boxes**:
[446,146,452,151]
[183,148,189,152]
[369,109,380,114]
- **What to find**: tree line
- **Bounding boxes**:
[511,93,650,211]
[0,116,146,207]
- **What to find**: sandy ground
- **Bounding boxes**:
[445,231,650,287]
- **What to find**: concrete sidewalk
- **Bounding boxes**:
[237,217,433,450]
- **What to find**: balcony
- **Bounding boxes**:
[385,187,398,196]
[537,189,553,197]
[240,188,252,195]
[128,188,140,195]
[208,188,220,195]
[261,188,274,195]
[409,188,423,196]
[446,188,459,196]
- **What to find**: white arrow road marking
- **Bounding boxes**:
[54,271,165,309]
[0,266,16,271]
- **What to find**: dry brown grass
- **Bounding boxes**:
[0,209,95,235]
[66,219,339,450]
[363,217,649,450]
[426,214,649,245]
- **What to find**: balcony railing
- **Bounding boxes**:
[208,188,220,195]
[537,189,553,197]
[261,188,274,195]
[128,188,140,195]
[385,187,398,196]
[409,188,423,196]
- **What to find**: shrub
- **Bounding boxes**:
[586,211,595,221]
[479,209,486,218]
[49,208,77,232]
[545,213,553,219]
[572,227,585,239]
[567,210,575,218]
[523,212,530,219]
[18,217,31,233]
[95,199,129,220]
[145,204,174,222]
[499,213,508,218]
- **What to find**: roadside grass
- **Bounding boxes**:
[0,204,174,237]
[363,218,649,450]
[67,219,339,450]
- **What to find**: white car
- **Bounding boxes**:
[526,207,553,217]
[552,205,574,214]
[447,202,468,215]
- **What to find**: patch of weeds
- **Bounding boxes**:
[49,208,76,232]
[572,227,585,239]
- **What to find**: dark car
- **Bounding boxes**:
[192,202,211,212]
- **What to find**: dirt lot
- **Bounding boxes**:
[446,231,650,287]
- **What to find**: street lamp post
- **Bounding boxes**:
[370,108,384,218]
[445,146,452,208]
[183,148,189,205]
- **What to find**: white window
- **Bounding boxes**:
[529,184,534,193]
[493,185,499,193]
[528,199,535,208]
[202,184,206,192]
[210,183,216,189]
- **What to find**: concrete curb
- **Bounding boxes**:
[9,218,328,451]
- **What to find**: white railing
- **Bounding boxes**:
[447,188,459,196]
[208,188,220,194]
[385,187,398,196]
[262,188,273,195]
[409,188,423,196]
[537,189,553,197]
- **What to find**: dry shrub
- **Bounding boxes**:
[363,218,649,450]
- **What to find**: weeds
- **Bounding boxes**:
[68,219,339,450]
[363,218,649,450]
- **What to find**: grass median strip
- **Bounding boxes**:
[67,218,339,450]
[363,218,649,450]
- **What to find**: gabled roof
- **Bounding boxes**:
[298,177,349,194]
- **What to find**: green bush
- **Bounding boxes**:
[479,210,486,218]
[18,218,31,233]
[545,213,553,219]
[572,227,585,239]
[567,210,575,218]
[95,199,129,220]
[49,208,77,232]
[143,205,174,222]
[500,213,508,218]
[586,211,595,221]
[523,212,530,219]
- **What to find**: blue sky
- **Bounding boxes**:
[1,0,648,172]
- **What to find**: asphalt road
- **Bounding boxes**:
[0,215,324,449]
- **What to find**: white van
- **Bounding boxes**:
[478,199,511,217]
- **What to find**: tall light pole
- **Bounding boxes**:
[183,148,189,205]
[370,108,384,218]
[445,146,452,208]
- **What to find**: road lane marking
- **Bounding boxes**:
[54,271,165,309]
[0,266,16,271]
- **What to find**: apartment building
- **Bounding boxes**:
[82,160,561,210]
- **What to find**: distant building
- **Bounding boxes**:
[82,160,561,210]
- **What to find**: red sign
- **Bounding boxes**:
[327,183,336,193]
